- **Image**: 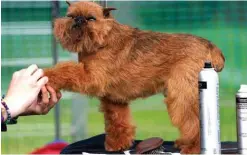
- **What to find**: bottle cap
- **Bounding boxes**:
[204,61,212,68]
[239,84,247,93]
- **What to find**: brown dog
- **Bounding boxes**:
[44,1,225,153]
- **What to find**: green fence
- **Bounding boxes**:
[1,1,246,154]
[2,1,246,93]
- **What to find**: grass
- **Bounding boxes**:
[1,95,237,154]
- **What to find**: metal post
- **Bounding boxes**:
[51,1,60,140]
[98,0,107,7]
[71,53,88,142]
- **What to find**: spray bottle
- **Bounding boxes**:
[236,84,247,154]
[199,61,221,154]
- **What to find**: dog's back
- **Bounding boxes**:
[127,30,225,72]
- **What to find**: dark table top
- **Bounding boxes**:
[61,134,238,154]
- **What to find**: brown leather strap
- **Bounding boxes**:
[135,137,164,154]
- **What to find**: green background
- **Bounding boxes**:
[1,1,246,154]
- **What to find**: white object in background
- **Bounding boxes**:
[199,61,221,154]
[236,84,247,154]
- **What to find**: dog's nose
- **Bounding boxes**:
[74,16,86,25]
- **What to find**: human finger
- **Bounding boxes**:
[32,69,44,82]
[46,85,58,103]
[57,91,62,100]
[12,69,26,79]
[41,86,49,104]
[18,68,27,74]
[37,76,48,88]
[25,64,38,76]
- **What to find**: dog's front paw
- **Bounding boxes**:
[105,134,134,152]
[43,68,60,91]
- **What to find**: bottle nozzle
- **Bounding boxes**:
[204,61,212,68]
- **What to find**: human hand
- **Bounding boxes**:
[20,85,62,116]
[3,64,49,118]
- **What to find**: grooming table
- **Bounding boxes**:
[60,134,238,154]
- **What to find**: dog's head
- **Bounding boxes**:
[53,1,116,53]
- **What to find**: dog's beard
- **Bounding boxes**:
[53,18,95,53]
[67,27,83,42]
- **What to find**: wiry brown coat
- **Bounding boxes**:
[44,1,225,153]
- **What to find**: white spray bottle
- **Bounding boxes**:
[199,61,221,154]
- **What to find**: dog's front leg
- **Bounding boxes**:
[43,61,95,94]
[100,97,136,151]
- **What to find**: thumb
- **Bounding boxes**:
[37,76,49,88]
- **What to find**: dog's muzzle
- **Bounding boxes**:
[72,16,86,28]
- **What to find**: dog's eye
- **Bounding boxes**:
[67,14,74,18]
[86,16,96,21]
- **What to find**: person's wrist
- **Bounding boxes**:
[1,104,8,122]
[3,97,24,118]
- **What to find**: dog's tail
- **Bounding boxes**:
[207,45,225,72]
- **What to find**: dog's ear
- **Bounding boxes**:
[103,7,117,18]
[66,0,71,6]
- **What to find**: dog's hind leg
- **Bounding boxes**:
[100,97,136,151]
[164,59,202,154]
